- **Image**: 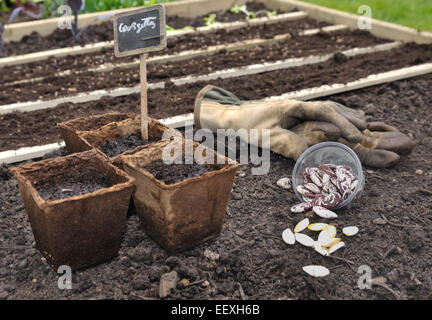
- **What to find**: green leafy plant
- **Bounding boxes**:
[246,11,256,19]
[267,10,277,17]
[229,4,257,20]
[203,13,218,27]
[230,4,246,14]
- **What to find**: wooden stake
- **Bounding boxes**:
[140,53,149,141]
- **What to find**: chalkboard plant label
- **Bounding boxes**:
[114,5,166,58]
[113,4,167,141]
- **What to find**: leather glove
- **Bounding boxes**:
[194,85,364,160]
[293,121,415,168]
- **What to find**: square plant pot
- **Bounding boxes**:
[119,139,241,253]
[58,112,135,154]
[76,115,180,166]
[10,149,135,270]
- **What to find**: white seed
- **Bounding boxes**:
[282,228,296,245]
[297,185,310,196]
[342,226,359,236]
[302,265,330,277]
[313,242,329,256]
[310,172,323,187]
[295,233,315,247]
[325,225,337,238]
[350,179,358,191]
[317,226,336,243]
[320,237,342,248]
[308,223,329,231]
[304,183,321,194]
[294,218,310,233]
[328,241,346,254]
[313,206,338,219]
[290,202,311,213]
[277,177,292,190]
[322,173,330,185]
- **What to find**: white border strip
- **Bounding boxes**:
[2,62,432,165]
[264,63,432,101]
[0,12,307,68]
[0,42,400,115]
[0,142,66,165]
[4,24,349,88]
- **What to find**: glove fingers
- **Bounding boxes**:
[366,121,399,132]
[361,131,416,156]
[298,102,363,143]
[339,138,400,168]
[291,121,341,145]
[323,100,367,130]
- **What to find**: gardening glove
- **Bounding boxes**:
[293,121,415,168]
[194,85,364,160]
[360,122,416,156]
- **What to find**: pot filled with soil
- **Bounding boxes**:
[58,112,135,154]
[10,149,135,270]
[119,139,241,252]
[76,114,180,165]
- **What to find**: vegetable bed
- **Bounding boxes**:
[0,0,431,300]
[1,73,431,299]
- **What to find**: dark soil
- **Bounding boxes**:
[37,172,114,201]
[141,155,214,185]
[99,133,157,158]
[1,17,331,85]
[1,42,431,152]
[167,2,278,28]
[1,2,297,56]
[0,30,389,103]
[0,10,35,24]
[0,73,431,299]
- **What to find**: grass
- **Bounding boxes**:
[299,0,432,31]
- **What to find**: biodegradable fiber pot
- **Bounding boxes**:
[58,112,136,154]
[120,139,242,253]
[77,115,179,165]
[10,149,135,270]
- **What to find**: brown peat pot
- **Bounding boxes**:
[120,139,241,253]
[76,115,179,165]
[10,149,135,270]
[58,112,135,154]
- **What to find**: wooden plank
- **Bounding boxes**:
[265,0,432,44]
[0,82,164,115]
[5,24,350,87]
[0,11,307,68]
[0,41,400,114]
[171,42,401,86]
[4,0,246,42]
[0,142,66,165]
[265,63,432,101]
[2,63,432,165]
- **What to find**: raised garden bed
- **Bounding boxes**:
[1,0,432,301]
[1,30,391,104]
[1,42,431,152]
[1,2,294,56]
[0,73,431,299]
